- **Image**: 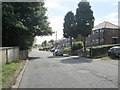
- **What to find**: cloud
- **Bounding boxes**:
[95,12,118,26]
[50,16,64,31]
[44,2,61,9]
[113,2,118,5]
[49,16,64,39]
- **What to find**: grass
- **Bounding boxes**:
[0,64,2,89]
[2,60,25,88]
[101,57,112,60]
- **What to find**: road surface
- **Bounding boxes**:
[19,49,118,88]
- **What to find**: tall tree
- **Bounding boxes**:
[75,0,94,52]
[48,39,54,46]
[2,2,53,50]
[42,40,47,47]
[63,11,78,49]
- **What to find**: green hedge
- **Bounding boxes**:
[63,47,71,53]
[90,44,120,57]
[71,41,83,51]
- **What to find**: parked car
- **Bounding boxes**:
[39,47,43,51]
[53,49,63,56]
[50,48,55,52]
[108,46,120,58]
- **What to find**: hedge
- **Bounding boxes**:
[89,44,120,57]
[63,47,71,54]
[71,41,83,51]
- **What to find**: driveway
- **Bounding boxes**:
[19,49,118,88]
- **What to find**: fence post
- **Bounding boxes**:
[6,49,8,64]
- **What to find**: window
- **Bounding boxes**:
[100,29,104,32]
[100,39,104,42]
[95,30,99,33]
[113,30,115,34]
[88,35,90,37]
[96,39,99,43]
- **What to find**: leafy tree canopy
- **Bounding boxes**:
[76,0,94,37]
[63,11,78,39]
[2,2,53,50]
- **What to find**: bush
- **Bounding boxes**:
[71,41,83,51]
[90,44,120,57]
[63,47,71,54]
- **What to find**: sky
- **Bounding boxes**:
[35,0,119,44]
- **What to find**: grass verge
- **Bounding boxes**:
[2,60,26,88]
[0,64,2,90]
[101,57,112,60]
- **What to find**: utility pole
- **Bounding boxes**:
[55,31,58,48]
[56,31,57,42]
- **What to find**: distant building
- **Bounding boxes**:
[57,38,70,48]
[86,21,120,46]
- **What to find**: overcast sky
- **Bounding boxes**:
[35,0,119,44]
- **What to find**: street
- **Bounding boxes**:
[19,49,118,88]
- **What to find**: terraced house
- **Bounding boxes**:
[86,21,120,46]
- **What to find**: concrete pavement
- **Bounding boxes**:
[19,49,118,88]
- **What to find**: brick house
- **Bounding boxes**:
[86,21,120,46]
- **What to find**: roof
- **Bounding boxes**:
[92,21,120,31]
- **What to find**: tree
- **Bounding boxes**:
[42,40,47,47]
[63,11,78,49]
[48,39,54,46]
[2,2,53,50]
[75,0,94,52]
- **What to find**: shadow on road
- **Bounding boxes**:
[28,57,41,60]
[61,57,93,64]
[47,55,69,58]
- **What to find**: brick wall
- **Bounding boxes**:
[86,28,119,46]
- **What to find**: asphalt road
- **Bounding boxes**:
[19,48,118,88]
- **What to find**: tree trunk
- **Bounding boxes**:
[83,36,86,51]
[70,36,72,49]
[83,36,86,57]
[70,36,72,55]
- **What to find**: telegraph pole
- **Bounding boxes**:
[56,31,57,42]
[55,31,58,48]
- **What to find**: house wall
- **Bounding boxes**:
[104,29,119,44]
[118,29,120,43]
[86,29,104,46]
[86,28,119,46]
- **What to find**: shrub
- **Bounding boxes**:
[63,47,71,54]
[90,44,120,57]
[71,41,83,51]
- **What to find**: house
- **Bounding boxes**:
[86,21,120,46]
[56,38,70,48]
